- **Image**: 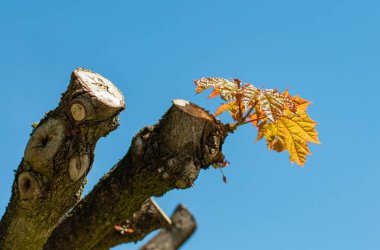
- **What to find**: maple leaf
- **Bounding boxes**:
[214,102,240,121]
[240,84,260,111]
[194,78,239,101]
[194,76,319,167]
[196,78,262,121]
[249,113,260,128]
[208,88,221,99]
[282,90,298,115]
[257,89,287,122]
[257,108,320,166]
[255,122,266,142]
[291,95,311,111]
[249,111,267,128]
[256,122,285,152]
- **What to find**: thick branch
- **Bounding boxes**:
[44,99,227,250]
[92,198,171,250]
[140,205,197,250]
[0,68,125,250]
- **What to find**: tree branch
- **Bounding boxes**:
[44,99,227,250]
[0,68,125,250]
[92,198,171,250]
[140,204,196,250]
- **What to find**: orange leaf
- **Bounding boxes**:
[194,77,239,101]
[249,113,266,128]
[195,76,319,167]
[214,102,237,116]
[250,113,260,127]
[258,89,286,122]
[282,90,298,115]
[257,122,286,152]
[240,84,260,110]
[256,122,267,142]
[258,108,320,166]
[208,88,221,99]
[292,95,311,112]
[228,103,241,121]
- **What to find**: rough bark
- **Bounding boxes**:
[92,198,171,250]
[0,68,125,250]
[44,99,227,250]
[140,205,197,250]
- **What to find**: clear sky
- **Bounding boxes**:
[1,0,380,249]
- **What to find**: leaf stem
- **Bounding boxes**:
[241,105,255,121]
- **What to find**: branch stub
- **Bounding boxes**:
[70,103,86,121]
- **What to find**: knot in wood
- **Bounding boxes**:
[68,154,90,182]
[70,103,86,121]
[24,118,65,172]
[17,172,43,201]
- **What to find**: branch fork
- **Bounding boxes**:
[1,68,226,250]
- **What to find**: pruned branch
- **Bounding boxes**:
[92,198,171,250]
[140,204,197,250]
[44,99,227,250]
[0,68,125,250]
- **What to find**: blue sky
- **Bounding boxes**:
[1,0,380,249]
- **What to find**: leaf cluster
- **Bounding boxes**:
[195,77,320,166]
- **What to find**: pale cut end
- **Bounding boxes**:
[74,68,125,108]
[173,99,212,121]
[70,103,86,121]
[172,99,189,107]
[149,198,172,225]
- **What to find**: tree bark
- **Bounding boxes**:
[140,205,197,250]
[92,198,171,250]
[43,99,227,250]
[0,68,125,250]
